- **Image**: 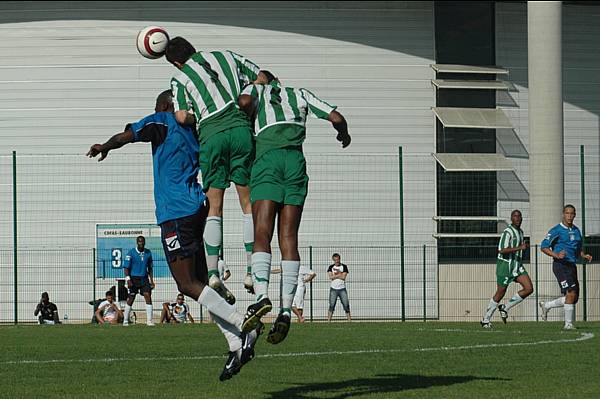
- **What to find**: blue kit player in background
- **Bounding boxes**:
[123,235,155,326]
[540,205,593,330]
[86,90,263,381]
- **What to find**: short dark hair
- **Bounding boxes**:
[41,292,49,299]
[261,70,276,83]
[105,290,113,297]
[137,236,145,241]
[511,209,522,216]
[177,293,184,299]
[165,37,196,65]
[155,89,173,109]
[563,204,576,212]
[332,253,340,258]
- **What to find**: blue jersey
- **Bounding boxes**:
[128,112,206,224]
[124,248,153,277]
[540,223,583,264]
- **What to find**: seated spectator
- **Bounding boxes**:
[160,293,194,324]
[34,292,61,325]
[95,291,123,324]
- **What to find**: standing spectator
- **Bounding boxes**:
[292,267,316,323]
[34,292,61,325]
[327,253,351,321]
[539,205,593,330]
[95,291,123,325]
[123,235,156,326]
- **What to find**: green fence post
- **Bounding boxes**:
[399,146,405,322]
[93,248,96,303]
[13,151,17,325]
[423,244,426,322]
[580,145,587,322]
[309,245,313,322]
[535,245,539,322]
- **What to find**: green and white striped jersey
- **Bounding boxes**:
[171,50,260,141]
[497,225,524,269]
[241,82,337,134]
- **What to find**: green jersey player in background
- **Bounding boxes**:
[166,37,275,300]
[481,210,533,328]
[238,77,351,343]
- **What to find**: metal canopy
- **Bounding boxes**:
[431,64,509,75]
[433,107,513,129]
[432,153,514,172]
[432,79,512,90]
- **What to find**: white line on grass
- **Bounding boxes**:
[2,332,593,366]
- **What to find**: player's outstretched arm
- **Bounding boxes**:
[328,110,351,148]
[86,130,134,162]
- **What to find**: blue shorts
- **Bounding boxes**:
[552,260,579,295]
[159,207,207,264]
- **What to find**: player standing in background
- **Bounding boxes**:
[237,79,350,343]
[122,235,156,326]
[87,90,262,381]
[161,293,195,324]
[539,205,592,330]
[166,37,275,299]
[480,210,532,328]
[327,253,352,322]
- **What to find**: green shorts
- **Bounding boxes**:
[199,125,254,190]
[496,260,528,287]
[251,148,308,206]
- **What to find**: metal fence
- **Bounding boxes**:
[0,148,599,323]
[1,245,598,324]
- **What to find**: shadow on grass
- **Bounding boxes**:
[268,373,509,399]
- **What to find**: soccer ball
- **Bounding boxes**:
[136,26,169,59]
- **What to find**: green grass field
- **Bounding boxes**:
[1,321,598,398]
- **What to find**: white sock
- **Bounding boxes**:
[504,294,524,311]
[205,216,222,278]
[211,313,242,352]
[146,304,153,322]
[252,252,272,301]
[564,304,575,325]
[198,287,243,330]
[483,299,498,322]
[243,214,254,274]
[281,260,300,315]
[545,296,566,309]
[124,305,132,323]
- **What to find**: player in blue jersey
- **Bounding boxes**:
[86,90,263,381]
[540,205,592,330]
[122,235,155,326]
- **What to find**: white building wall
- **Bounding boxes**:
[0,1,437,321]
[496,2,600,237]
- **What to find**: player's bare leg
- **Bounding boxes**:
[497,275,533,324]
[204,188,235,304]
[235,184,255,294]
[242,200,278,332]
[142,291,154,325]
[124,293,136,326]
[267,204,302,344]
[481,285,507,328]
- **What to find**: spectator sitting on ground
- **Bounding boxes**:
[95,291,123,325]
[34,292,61,325]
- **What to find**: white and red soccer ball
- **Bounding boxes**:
[136,26,169,59]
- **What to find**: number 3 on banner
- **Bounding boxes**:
[111,248,122,268]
